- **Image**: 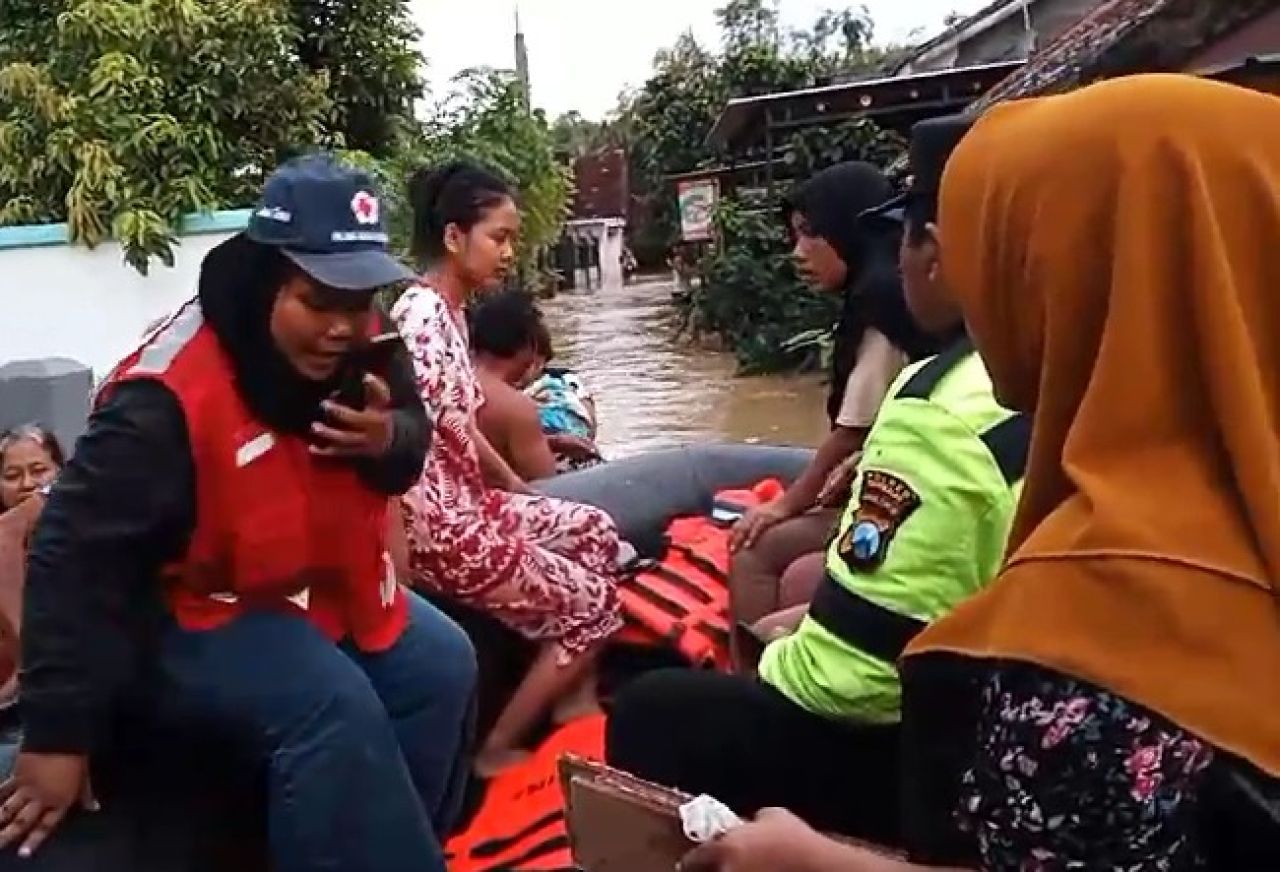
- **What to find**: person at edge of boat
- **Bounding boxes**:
[728,161,946,635]
[0,155,478,870]
[607,114,1026,848]
[677,75,1280,872]
[394,160,624,778]
[468,288,561,481]
[0,425,64,513]
[524,322,604,472]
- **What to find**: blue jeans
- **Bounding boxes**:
[157,592,476,872]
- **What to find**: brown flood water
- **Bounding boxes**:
[541,275,828,458]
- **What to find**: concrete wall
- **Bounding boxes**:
[0,211,249,379]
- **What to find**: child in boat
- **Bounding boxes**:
[394,160,623,777]
[523,322,603,471]
[468,288,560,481]
[608,116,1025,849]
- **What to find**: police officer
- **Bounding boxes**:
[607,115,1024,848]
[0,156,477,870]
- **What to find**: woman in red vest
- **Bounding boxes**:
[0,155,476,871]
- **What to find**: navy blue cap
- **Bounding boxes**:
[860,114,977,226]
[246,154,413,291]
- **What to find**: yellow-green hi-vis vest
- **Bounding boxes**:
[759,338,1028,724]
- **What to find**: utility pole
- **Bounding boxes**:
[514,4,531,109]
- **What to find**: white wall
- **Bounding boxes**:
[565,216,627,289]
[0,212,248,379]
[599,225,625,287]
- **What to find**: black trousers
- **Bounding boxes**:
[606,669,902,845]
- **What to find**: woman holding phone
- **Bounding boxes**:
[0,155,476,871]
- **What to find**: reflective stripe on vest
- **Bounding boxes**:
[816,340,1030,659]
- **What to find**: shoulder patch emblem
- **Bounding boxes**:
[836,469,921,572]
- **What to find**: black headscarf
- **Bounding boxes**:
[785,162,939,425]
[198,234,347,436]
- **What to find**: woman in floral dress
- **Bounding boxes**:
[392,161,623,775]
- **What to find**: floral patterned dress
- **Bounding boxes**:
[959,663,1216,871]
[392,285,622,660]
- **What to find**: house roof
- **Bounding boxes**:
[970,0,1279,108]
[706,60,1024,151]
[892,0,1034,73]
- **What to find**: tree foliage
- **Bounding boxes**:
[0,0,333,273]
[620,1,895,268]
[344,68,571,290]
[0,0,431,273]
[288,0,423,157]
[620,0,907,372]
[424,69,570,272]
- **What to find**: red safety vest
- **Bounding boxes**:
[616,479,784,670]
[99,300,406,652]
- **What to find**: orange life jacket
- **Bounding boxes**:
[98,300,406,652]
[446,715,606,872]
[616,479,785,670]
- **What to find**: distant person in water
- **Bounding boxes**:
[393,161,624,776]
[469,289,560,481]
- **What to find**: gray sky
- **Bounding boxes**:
[412,0,992,119]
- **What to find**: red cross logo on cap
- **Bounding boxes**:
[351,191,379,226]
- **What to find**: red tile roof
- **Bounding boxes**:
[973,0,1277,108]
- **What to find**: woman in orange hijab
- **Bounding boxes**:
[682,73,1280,871]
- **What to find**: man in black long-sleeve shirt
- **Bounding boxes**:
[0,156,476,871]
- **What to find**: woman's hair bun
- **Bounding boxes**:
[408,160,513,265]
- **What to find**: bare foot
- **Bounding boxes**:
[474,746,533,778]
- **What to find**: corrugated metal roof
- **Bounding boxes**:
[972,0,1278,108]
[706,60,1024,150]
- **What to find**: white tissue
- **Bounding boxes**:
[678,794,743,843]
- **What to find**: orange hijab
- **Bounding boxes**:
[908,74,1280,774]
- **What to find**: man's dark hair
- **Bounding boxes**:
[469,289,545,359]
[408,160,513,266]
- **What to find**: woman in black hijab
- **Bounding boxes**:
[728,161,941,640]
[0,156,475,870]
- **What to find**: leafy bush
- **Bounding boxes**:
[343,68,571,292]
[0,0,336,273]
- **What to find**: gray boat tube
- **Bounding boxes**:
[535,442,815,558]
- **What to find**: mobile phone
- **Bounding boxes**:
[333,332,401,410]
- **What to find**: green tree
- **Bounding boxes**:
[0,0,334,273]
[617,0,904,371]
[549,111,621,159]
[288,0,424,157]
